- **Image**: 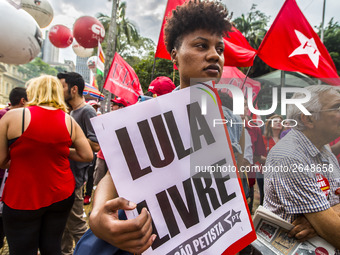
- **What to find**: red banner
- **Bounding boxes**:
[104,52,143,104]
[257,0,339,84]
[220,66,261,101]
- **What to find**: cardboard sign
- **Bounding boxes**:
[91,84,256,255]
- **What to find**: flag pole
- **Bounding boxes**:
[319,0,326,85]
[320,0,326,42]
[151,57,157,83]
[280,70,286,87]
[241,55,256,90]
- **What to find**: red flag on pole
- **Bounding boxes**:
[155,0,186,60]
[220,66,261,100]
[104,52,143,104]
[257,0,339,84]
[225,27,255,51]
[155,0,256,67]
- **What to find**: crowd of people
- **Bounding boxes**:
[0,0,339,255]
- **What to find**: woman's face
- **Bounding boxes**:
[171,29,225,89]
[271,117,283,130]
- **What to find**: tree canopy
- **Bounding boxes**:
[18,58,65,81]
[318,18,340,74]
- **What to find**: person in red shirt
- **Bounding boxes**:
[258,114,284,205]
[241,100,267,213]
[0,75,93,255]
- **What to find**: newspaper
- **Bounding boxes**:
[251,206,336,255]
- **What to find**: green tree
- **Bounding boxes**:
[97,1,154,59]
[18,58,60,81]
[97,1,156,94]
[233,4,273,77]
[133,52,179,92]
[317,18,340,74]
[233,4,269,49]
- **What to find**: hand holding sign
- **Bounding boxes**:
[89,174,156,254]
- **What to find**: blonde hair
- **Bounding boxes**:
[26,75,68,113]
[264,114,284,139]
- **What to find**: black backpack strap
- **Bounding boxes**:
[22,108,25,134]
[70,117,73,138]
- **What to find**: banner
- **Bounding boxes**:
[91,84,256,255]
[257,0,339,84]
[89,70,99,90]
[97,41,105,76]
[103,52,143,104]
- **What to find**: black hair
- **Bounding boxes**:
[57,71,85,96]
[9,87,27,106]
[164,0,232,54]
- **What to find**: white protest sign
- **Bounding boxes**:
[91,83,256,255]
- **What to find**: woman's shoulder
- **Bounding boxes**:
[1,107,25,119]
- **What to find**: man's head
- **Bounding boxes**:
[147,76,176,97]
[57,72,85,103]
[287,85,340,142]
[164,0,232,88]
[9,87,27,108]
[111,97,130,111]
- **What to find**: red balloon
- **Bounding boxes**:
[73,16,105,48]
[48,25,73,48]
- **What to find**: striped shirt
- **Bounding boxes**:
[264,129,340,223]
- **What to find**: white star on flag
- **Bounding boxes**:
[289,30,320,68]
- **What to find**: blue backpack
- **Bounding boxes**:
[74,210,133,255]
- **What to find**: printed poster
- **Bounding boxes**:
[91,83,256,254]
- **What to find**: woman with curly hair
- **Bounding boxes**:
[88,1,232,254]
[0,75,93,254]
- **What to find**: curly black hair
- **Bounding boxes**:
[164,0,232,54]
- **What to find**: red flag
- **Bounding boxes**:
[155,0,186,60]
[104,52,143,104]
[257,0,339,84]
[220,66,261,101]
[155,1,256,67]
[223,40,256,67]
[225,27,255,51]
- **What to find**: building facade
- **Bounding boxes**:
[42,31,59,64]
[0,63,26,105]
[76,56,90,84]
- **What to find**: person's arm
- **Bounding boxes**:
[0,116,9,169]
[288,205,340,248]
[69,118,93,162]
[88,139,100,152]
[254,155,266,165]
[89,172,156,253]
[304,208,340,249]
[84,107,100,152]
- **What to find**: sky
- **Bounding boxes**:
[37,0,340,63]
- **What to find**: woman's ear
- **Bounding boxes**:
[171,48,178,66]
